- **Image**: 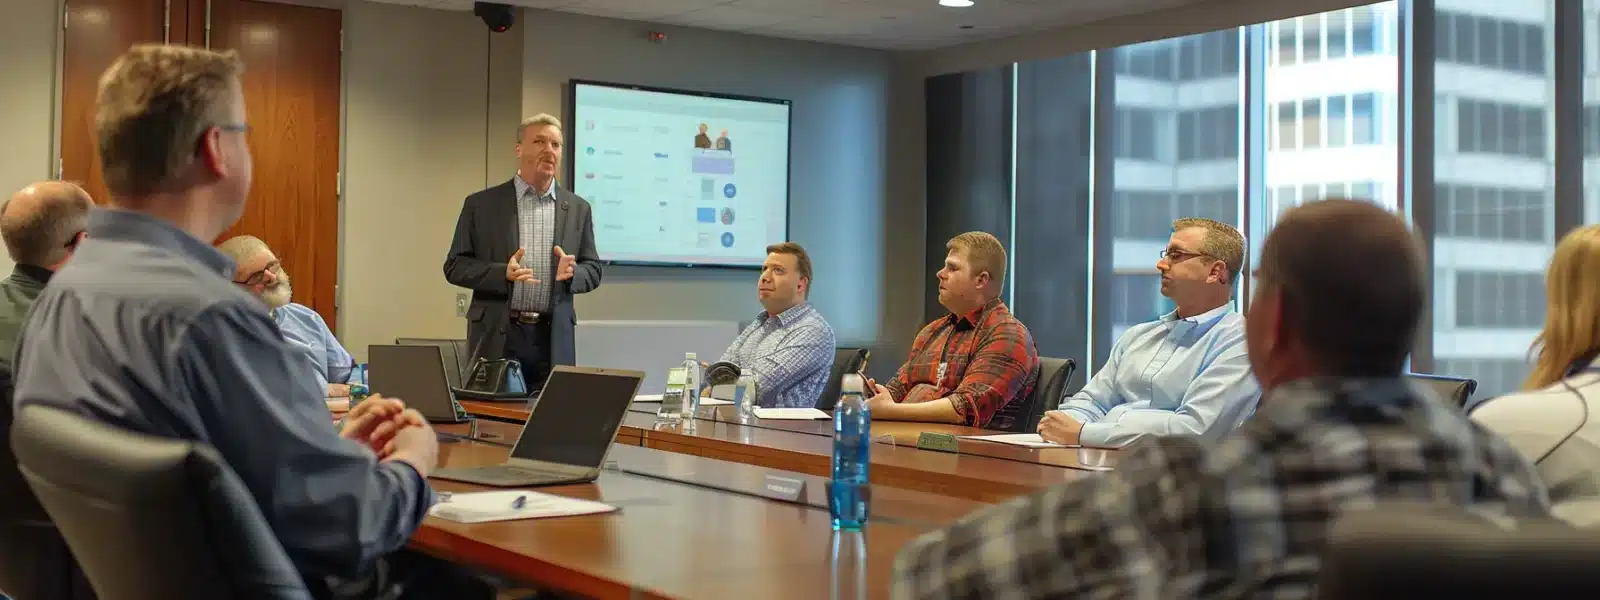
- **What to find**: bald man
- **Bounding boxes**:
[0,180,94,600]
[0,181,92,370]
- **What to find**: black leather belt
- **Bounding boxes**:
[509,311,542,324]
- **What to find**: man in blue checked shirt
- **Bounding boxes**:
[1039,217,1261,448]
[717,242,836,408]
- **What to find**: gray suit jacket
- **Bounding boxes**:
[443,179,602,367]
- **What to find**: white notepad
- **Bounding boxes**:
[958,433,1080,449]
[631,394,730,406]
[428,490,619,524]
[752,407,831,420]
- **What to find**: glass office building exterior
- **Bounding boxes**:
[1096,0,1580,398]
[924,0,1600,405]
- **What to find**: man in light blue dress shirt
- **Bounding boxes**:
[717,242,836,408]
[219,235,355,403]
[1039,217,1261,448]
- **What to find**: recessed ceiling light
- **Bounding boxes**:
[940,0,975,7]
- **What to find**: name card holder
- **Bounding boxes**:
[916,432,959,453]
[761,473,807,503]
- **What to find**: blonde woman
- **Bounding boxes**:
[1472,224,1600,527]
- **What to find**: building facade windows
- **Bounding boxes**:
[1455,271,1546,329]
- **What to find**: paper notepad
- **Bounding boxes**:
[428,490,618,524]
[753,407,831,420]
[633,394,730,406]
[958,433,1080,449]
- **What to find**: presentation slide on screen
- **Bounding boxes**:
[571,82,790,267]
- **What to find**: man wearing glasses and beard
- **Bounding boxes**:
[219,235,356,402]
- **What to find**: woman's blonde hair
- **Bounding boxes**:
[1526,224,1600,389]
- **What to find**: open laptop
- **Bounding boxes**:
[366,344,471,424]
[394,337,465,389]
[430,365,645,487]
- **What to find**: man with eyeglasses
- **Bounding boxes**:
[218,235,355,402]
[1037,217,1260,448]
[11,45,488,599]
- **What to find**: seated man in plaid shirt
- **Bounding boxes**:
[867,231,1039,430]
[892,200,1550,599]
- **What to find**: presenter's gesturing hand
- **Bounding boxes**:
[554,246,577,281]
[506,247,537,283]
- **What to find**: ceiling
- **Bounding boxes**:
[358,0,1199,51]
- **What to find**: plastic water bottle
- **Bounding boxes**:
[830,374,871,531]
[829,531,868,600]
[656,367,685,424]
[679,352,701,420]
[350,363,369,403]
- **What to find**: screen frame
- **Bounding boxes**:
[565,78,793,270]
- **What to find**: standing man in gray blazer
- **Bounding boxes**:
[444,113,602,388]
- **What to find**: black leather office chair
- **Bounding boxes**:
[0,369,95,600]
[13,405,311,600]
[1406,372,1478,409]
[813,347,868,411]
[1007,357,1076,433]
[1317,504,1600,599]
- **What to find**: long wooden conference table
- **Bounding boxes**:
[459,399,1118,502]
[418,421,988,600]
[404,401,1122,598]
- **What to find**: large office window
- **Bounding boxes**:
[1013,54,1095,363]
[1258,3,1401,276]
[1104,29,1242,355]
[1433,0,1555,398]
[1003,0,1590,397]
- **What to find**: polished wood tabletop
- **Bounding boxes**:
[415,425,990,599]
[459,401,1114,502]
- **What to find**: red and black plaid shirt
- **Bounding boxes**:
[886,298,1039,429]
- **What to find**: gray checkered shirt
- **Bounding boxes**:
[511,175,556,312]
[892,377,1551,600]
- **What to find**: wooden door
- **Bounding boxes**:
[58,0,342,330]
[206,0,342,330]
[60,0,173,204]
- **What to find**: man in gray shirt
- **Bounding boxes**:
[11,44,476,599]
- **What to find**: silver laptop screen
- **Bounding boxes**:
[510,369,642,468]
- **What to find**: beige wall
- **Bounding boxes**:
[339,0,522,360]
[0,0,61,274]
[518,9,924,361]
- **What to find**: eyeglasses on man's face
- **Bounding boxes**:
[1159,248,1212,263]
[235,260,280,287]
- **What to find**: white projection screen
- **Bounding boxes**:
[568,80,792,268]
